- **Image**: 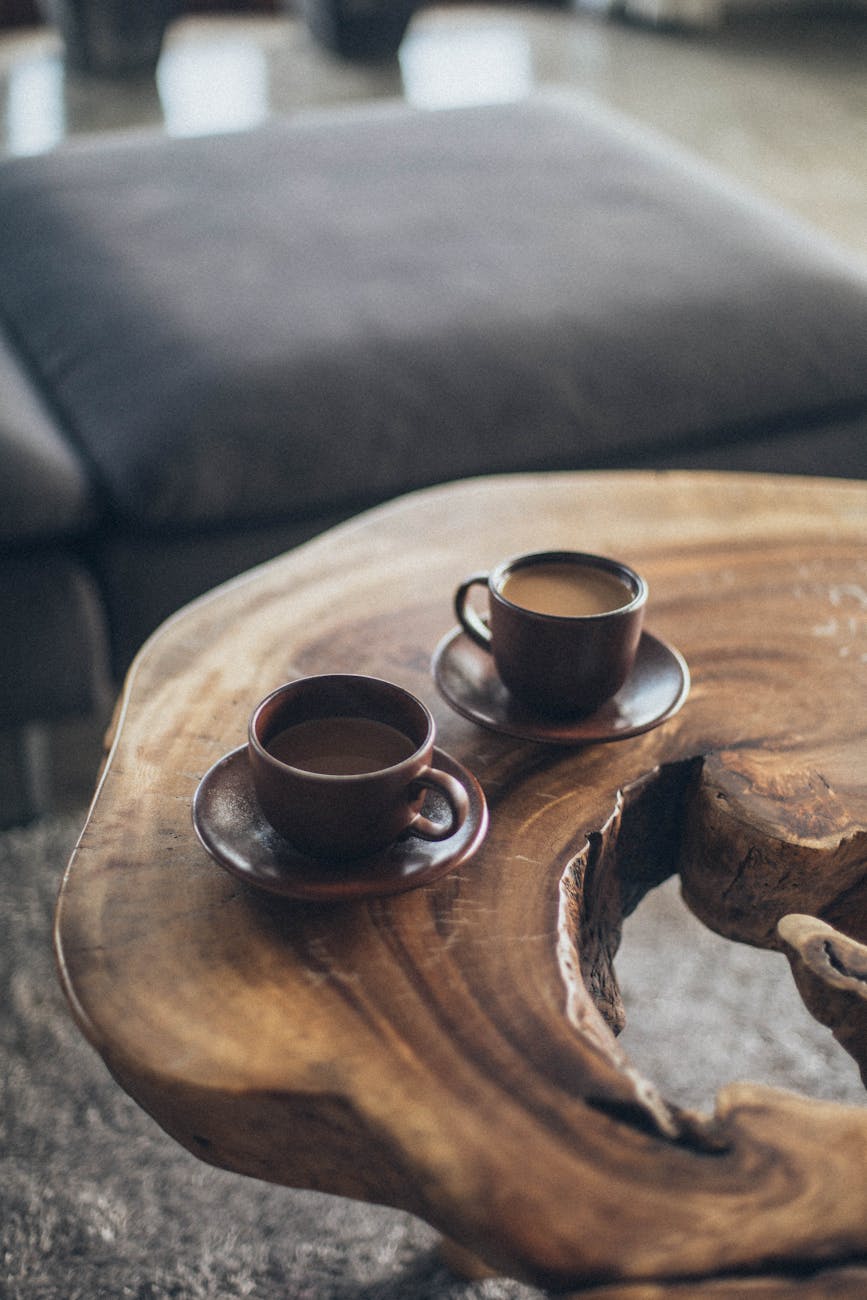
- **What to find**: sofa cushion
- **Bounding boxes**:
[0,335,96,544]
[646,409,867,478]
[0,553,111,726]
[92,510,356,675]
[0,94,864,541]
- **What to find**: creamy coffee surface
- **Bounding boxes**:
[267,717,415,774]
[501,563,632,617]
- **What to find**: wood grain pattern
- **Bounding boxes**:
[55,471,867,1292]
[778,914,867,1085]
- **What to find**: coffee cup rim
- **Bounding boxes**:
[248,673,434,781]
[490,550,647,620]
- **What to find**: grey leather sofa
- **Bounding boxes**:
[2,92,866,821]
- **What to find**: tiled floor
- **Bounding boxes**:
[1,4,865,256]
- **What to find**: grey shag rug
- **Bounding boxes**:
[2,811,863,1299]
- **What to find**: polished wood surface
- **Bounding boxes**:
[55,471,867,1294]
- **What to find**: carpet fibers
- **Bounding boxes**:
[2,811,863,1298]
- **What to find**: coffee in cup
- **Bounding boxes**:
[454,550,647,715]
[265,716,414,775]
[248,674,469,859]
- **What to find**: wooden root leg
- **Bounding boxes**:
[558,1263,867,1297]
[777,913,867,1087]
[438,1236,501,1280]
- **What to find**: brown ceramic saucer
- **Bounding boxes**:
[192,744,488,901]
[432,628,689,745]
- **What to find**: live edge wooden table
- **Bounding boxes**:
[55,471,867,1298]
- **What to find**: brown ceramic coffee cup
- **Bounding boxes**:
[454,550,647,715]
[248,674,469,860]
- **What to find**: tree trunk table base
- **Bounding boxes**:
[55,471,867,1295]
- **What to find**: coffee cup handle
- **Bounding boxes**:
[410,767,469,842]
[454,573,492,651]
